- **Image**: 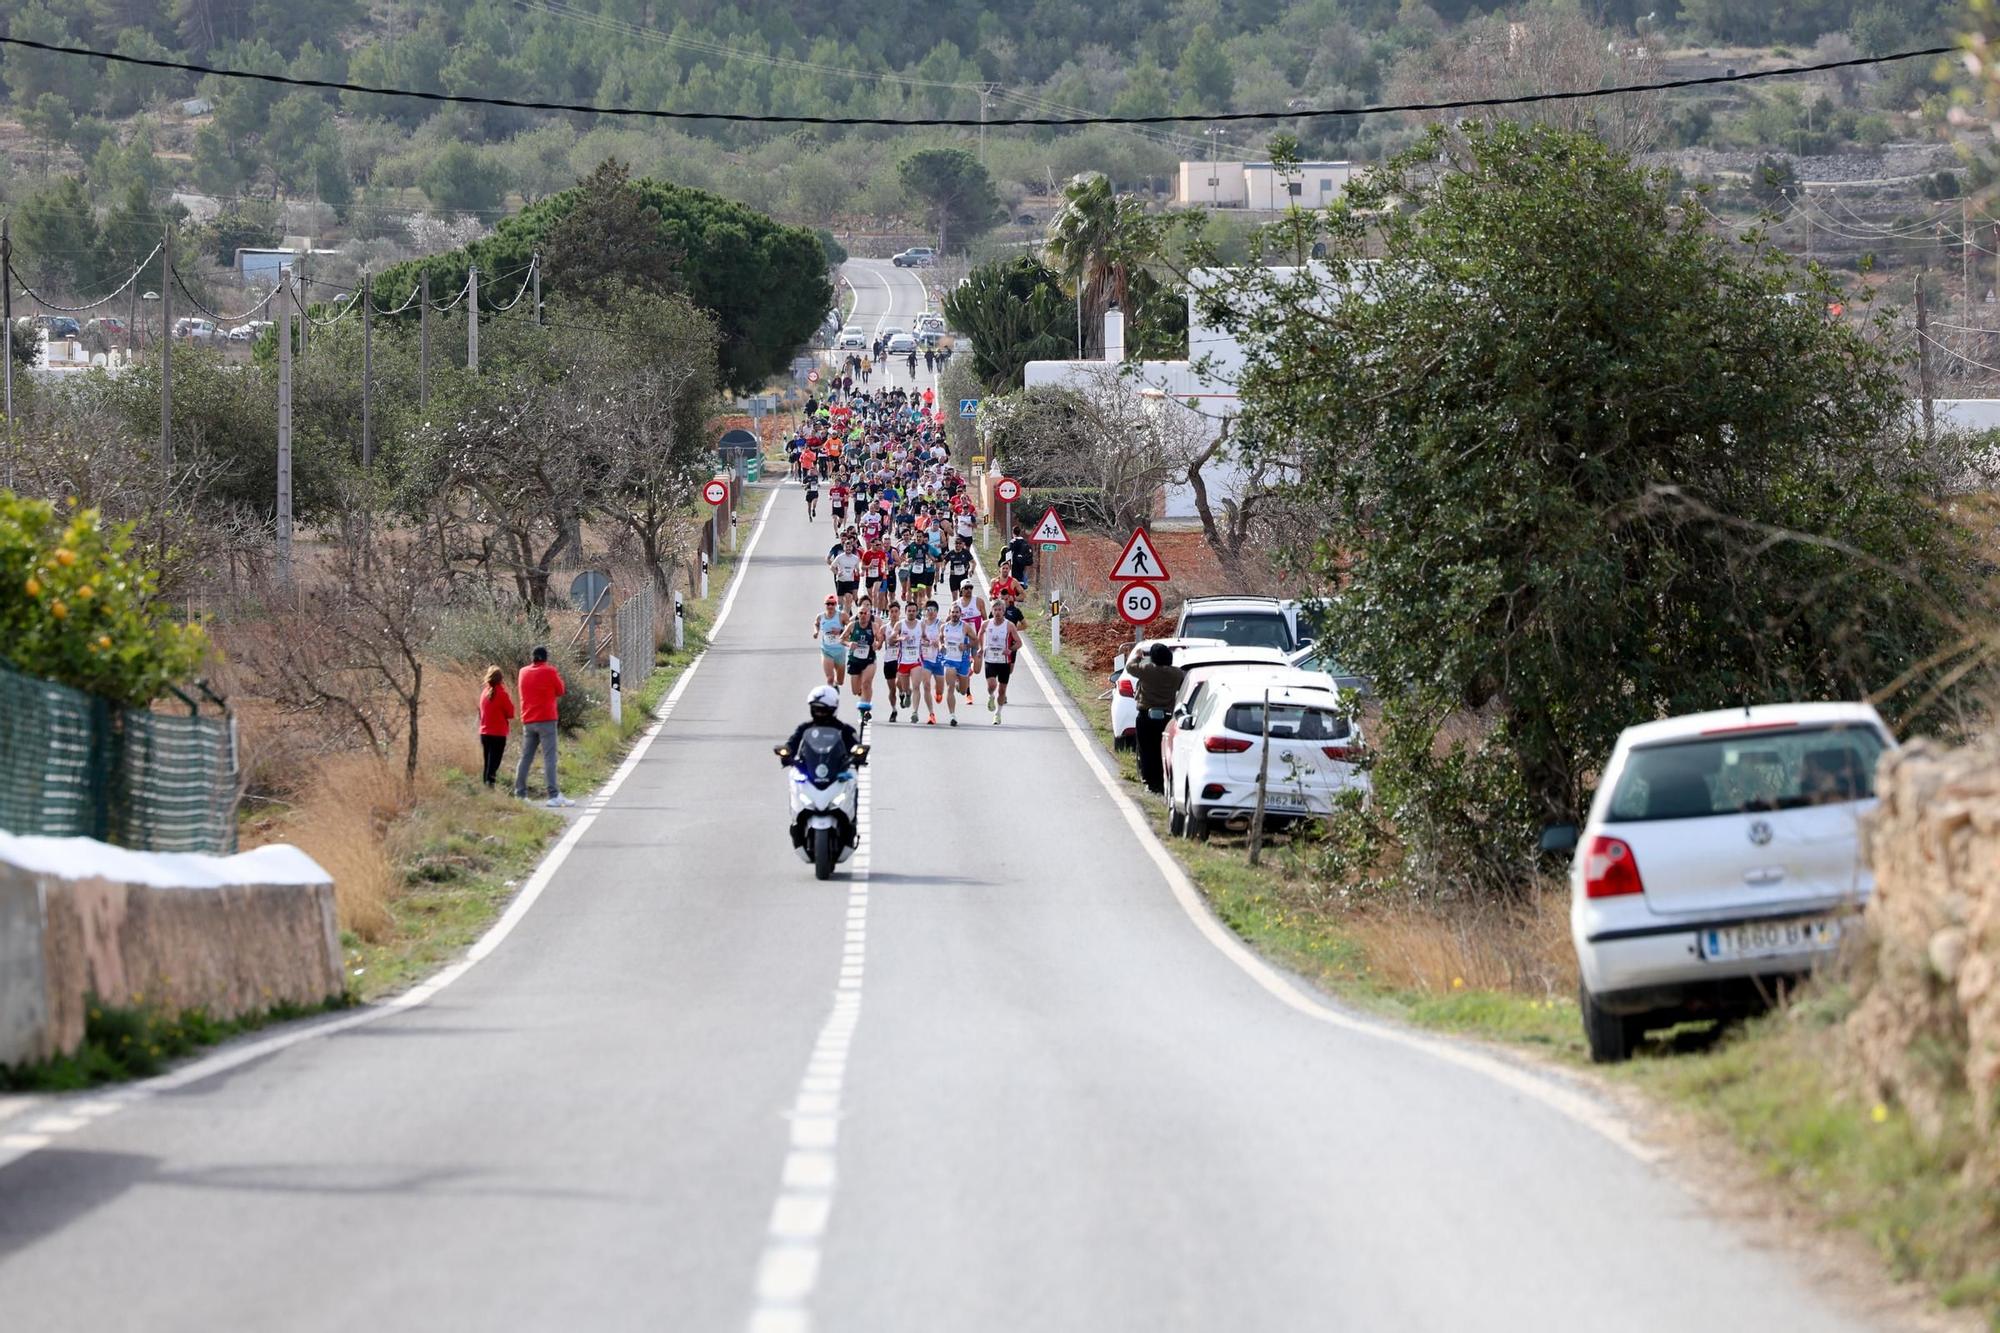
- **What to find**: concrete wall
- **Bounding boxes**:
[0,834,339,1067]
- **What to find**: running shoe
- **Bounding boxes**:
[992,708,1002,725]
[889,706,898,722]
[927,712,937,725]
[987,694,996,712]
[949,717,957,727]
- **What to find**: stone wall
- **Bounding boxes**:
[0,834,340,1067]
[1849,739,2000,1168]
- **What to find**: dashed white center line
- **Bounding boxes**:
[747,764,872,1333]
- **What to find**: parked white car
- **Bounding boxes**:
[1166,675,1366,839]
[1109,637,1223,749]
[1551,702,1895,1063]
[893,247,936,267]
[885,330,916,354]
[1173,595,1307,652]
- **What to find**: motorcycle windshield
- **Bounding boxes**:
[794,725,852,787]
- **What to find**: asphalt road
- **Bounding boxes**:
[0,268,1886,1333]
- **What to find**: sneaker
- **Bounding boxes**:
[889,707,899,722]
[992,710,1002,725]
[987,694,996,712]
[547,795,576,808]
[949,717,958,727]
[927,712,936,725]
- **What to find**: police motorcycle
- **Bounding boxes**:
[774,687,870,881]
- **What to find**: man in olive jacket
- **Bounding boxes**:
[1131,642,1186,794]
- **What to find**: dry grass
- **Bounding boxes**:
[1340,889,1577,1000]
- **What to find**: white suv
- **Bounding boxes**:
[1172,596,1306,652]
[1167,671,1364,838]
[1551,702,1894,1063]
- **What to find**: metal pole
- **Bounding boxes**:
[277,269,294,584]
[1916,271,1936,450]
[361,270,374,469]
[160,222,173,469]
[127,270,137,361]
[3,217,13,477]
[419,271,431,411]
[467,264,479,373]
[532,251,542,326]
[1248,688,1272,865]
[297,249,308,361]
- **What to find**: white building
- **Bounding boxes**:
[1177,161,1355,209]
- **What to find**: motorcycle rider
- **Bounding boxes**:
[776,684,863,769]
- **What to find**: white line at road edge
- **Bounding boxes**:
[982,554,1659,1165]
[746,754,872,1333]
[0,485,786,1169]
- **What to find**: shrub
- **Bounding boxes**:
[430,595,597,732]
[0,494,206,706]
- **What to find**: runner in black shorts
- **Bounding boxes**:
[944,538,973,594]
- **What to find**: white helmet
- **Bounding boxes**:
[807,685,840,711]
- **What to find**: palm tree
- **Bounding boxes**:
[1044,173,1155,359]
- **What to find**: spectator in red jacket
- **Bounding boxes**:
[477,665,515,788]
[513,646,574,807]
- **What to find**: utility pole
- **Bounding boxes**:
[467,264,479,373]
[160,222,173,469]
[3,216,13,476]
[1916,270,1936,450]
[532,250,542,326]
[1964,197,1974,360]
[277,268,295,584]
[978,83,998,165]
[360,270,374,470]
[297,249,308,361]
[419,271,431,411]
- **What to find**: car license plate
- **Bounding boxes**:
[1701,916,1839,962]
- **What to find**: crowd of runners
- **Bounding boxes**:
[788,382,1027,727]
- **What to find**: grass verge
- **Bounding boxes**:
[338,537,751,1002]
[1,994,353,1092]
[1013,585,2000,1324]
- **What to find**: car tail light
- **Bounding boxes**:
[1117,677,1135,697]
[1582,836,1644,899]
[1322,745,1352,762]
[1201,783,1227,800]
[1205,736,1252,753]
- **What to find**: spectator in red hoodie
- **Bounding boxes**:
[513,646,574,807]
[477,665,515,788]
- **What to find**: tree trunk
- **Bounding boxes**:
[404,662,423,784]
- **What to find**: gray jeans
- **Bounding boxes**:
[514,720,560,797]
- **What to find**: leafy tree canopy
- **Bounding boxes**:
[374,161,832,392]
[897,147,1002,253]
[940,255,1078,393]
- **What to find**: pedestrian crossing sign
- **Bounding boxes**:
[959,398,979,418]
[1109,528,1170,582]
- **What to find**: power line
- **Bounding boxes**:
[0,33,1956,129]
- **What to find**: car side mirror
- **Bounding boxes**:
[1538,824,1578,856]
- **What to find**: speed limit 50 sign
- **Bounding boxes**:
[1117,581,1163,625]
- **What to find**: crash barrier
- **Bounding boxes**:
[0,662,239,855]
[613,580,658,693]
[0,832,339,1066]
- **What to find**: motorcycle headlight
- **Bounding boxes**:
[815,763,830,780]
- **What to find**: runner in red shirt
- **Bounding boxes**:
[860,542,890,610]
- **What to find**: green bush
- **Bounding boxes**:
[0,493,206,706]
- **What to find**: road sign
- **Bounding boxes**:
[702,479,729,506]
[1029,507,1069,545]
[808,368,821,385]
[994,476,1021,503]
[568,569,612,613]
[970,454,986,468]
[1041,543,1058,554]
[1109,528,1170,582]
[959,397,979,418]
[1117,581,1163,625]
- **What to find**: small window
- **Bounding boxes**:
[1287,182,1303,196]
[1320,179,1334,191]
[1206,176,1218,186]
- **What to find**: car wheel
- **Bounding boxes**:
[1167,793,1186,837]
[1580,982,1644,1064]
[1189,804,1211,841]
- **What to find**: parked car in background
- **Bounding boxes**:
[885,330,916,354]
[837,326,867,350]
[82,316,127,345]
[226,321,271,342]
[893,247,936,267]
[1173,596,1307,652]
[915,312,946,333]
[1166,675,1366,839]
[1109,637,1223,749]
[28,315,81,339]
[1548,702,1895,1064]
[172,317,219,344]
[1289,642,1370,696]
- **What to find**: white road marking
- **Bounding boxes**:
[974,552,1660,1163]
[0,486,787,1169]
[745,766,873,1333]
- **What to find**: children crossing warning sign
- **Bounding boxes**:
[1029,507,1069,545]
[1109,528,1170,582]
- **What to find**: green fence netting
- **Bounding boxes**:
[0,661,238,853]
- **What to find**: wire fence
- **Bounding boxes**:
[613,580,658,694]
[0,661,239,853]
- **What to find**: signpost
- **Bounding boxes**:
[808,368,821,386]
[702,478,729,506]
[1117,581,1163,625]
[703,477,729,569]
[959,398,979,419]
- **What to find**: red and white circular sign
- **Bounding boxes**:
[994,476,1021,503]
[808,369,821,384]
[702,479,730,506]
[1117,581,1163,625]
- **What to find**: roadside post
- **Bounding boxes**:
[674,591,685,652]
[700,551,710,601]
[703,476,729,569]
[1248,688,1273,866]
[1050,589,1064,655]
[608,654,623,727]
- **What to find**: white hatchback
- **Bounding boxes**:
[1109,637,1223,749]
[1551,702,1894,1063]
[1166,674,1365,839]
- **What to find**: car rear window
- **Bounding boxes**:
[1182,613,1293,651]
[1223,703,1349,740]
[1605,724,1888,823]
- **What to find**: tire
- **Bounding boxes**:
[812,828,837,881]
[1580,982,1643,1064]
[1189,805,1211,841]
[1167,794,1186,837]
